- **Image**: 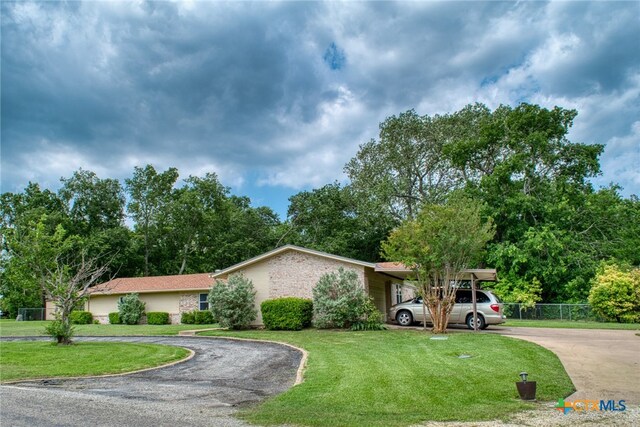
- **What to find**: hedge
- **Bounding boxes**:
[146,312,170,325]
[181,310,214,325]
[109,312,120,324]
[195,310,214,324]
[69,311,93,325]
[261,297,313,330]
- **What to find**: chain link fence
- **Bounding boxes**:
[17,308,46,321]
[502,303,605,322]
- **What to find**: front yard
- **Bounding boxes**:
[1,321,576,426]
[199,329,575,426]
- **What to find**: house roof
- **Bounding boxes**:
[90,273,214,295]
[211,244,376,278]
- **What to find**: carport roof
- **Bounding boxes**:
[374,263,497,281]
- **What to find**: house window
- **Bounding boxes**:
[199,293,209,311]
[394,284,404,304]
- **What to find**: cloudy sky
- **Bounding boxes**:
[2,1,639,219]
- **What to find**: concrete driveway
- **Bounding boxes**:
[488,326,640,405]
[0,336,302,427]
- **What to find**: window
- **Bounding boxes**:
[199,293,209,311]
[394,284,404,304]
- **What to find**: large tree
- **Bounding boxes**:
[382,198,495,333]
[0,184,69,316]
[283,183,394,262]
[349,102,638,303]
[345,110,465,220]
[125,165,179,276]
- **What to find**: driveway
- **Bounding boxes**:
[0,336,302,427]
[488,326,640,405]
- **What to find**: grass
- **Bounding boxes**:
[199,329,574,427]
[503,319,640,330]
[0,319,219,337]
[0,341,190,382]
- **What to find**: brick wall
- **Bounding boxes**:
[266,250,366,299]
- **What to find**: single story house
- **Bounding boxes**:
[69,245,415,325]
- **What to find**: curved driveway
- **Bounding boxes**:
[489,326,640,405]
[0,336,302,427]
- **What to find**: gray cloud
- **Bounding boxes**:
[1,1,638,206]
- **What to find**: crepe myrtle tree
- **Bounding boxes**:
[382,197,494,333]
[44,249,113,344]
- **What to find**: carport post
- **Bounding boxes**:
[471,273,478,332]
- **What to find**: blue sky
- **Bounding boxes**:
[2,1,639,220]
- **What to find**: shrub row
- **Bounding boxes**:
[147,312,170,325]
[261,297,313,330]
[180,310,215,324]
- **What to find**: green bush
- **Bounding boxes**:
[181,311,195,324]
[589,263,640,323]
[195,310,215,324]
[312,267,371,329]
[146,312,170,325]
[45,320,74,344]
[118,293,146,325]
[350,298,386,331]
[108,312,120,324]
[181,310,215,324]
[261,297,313,330]
[208,275,257,329]
[69,311,93,325]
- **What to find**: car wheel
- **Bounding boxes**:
[396,310,413,326]
[466,314,485,330]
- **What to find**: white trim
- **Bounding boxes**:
[210,244,376,278]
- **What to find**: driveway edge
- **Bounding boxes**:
[191,335,308,386]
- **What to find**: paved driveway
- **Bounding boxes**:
[488,327,640,405]
[0,336,302,427]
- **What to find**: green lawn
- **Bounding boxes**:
[504,319,640,330]
[0,319,219,337]
[0,341,190,382]
[199,329,574,426]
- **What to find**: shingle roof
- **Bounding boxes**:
[90,273,214,295]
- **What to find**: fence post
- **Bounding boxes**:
[560,304,563,320]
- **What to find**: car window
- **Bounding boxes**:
[476,291,490,303]
[455,290,472,304]
[454,290,491,304]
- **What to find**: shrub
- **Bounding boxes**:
[45,320,74,344]
[147,312,170,325]
[208,274,257,329]
[195,310,215,324]
[261,297,313,330]
[312,267,371,329]
[118,293,146,325]
[181,311,195,324]
[588,263,640,323]
[69,311,93,325]
[109,312,121,324]
[93,319,100,324]
[350,298,386,331]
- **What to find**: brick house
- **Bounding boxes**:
[70,245,414,325]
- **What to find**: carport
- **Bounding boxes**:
[374,264,498,331]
